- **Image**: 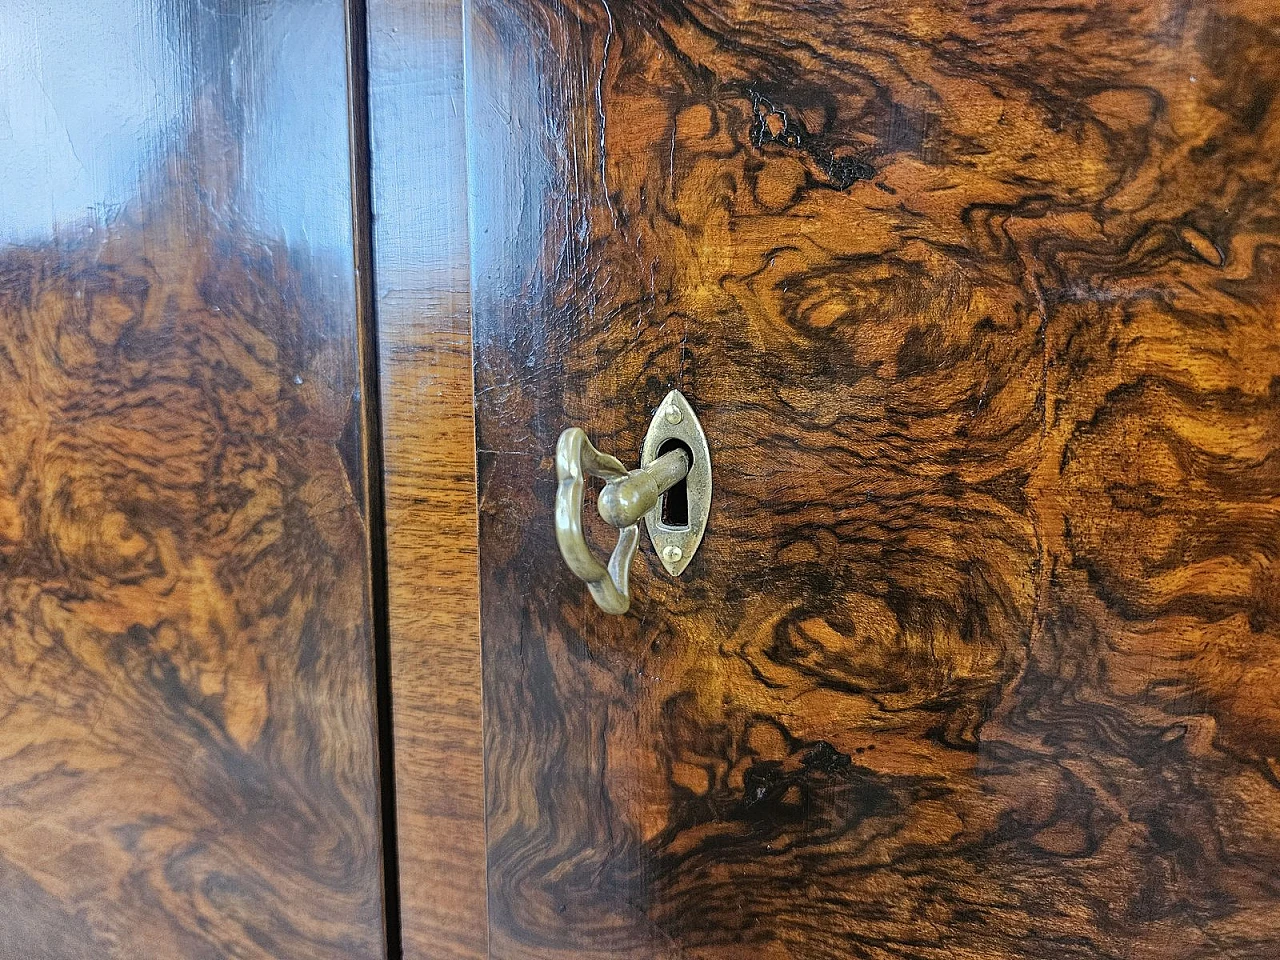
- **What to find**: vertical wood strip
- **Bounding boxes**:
[343,0,402,954]
[366,0,487,956]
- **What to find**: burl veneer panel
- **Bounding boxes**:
[0,1,386,955]
[467,0,1280,956]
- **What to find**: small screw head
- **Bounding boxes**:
[664,405,683,424]
[662,545,683,564]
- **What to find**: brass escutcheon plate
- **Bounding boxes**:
[641,389,711,576]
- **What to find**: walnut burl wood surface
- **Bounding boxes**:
[0,2,386,956]
[468,0,1280,956]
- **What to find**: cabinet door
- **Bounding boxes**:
[453,0,1280,957]
[0,2,388,956]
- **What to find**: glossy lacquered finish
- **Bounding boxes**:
[0,2,386,956]
[466,0,1280,956]
[365,0,488,958]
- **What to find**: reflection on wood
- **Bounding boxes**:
[0,0,385,954]
[468,0,1280,956]
[0,176,385,958]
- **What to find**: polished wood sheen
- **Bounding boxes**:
[0,2,387,956]
[466,0,1280,956]
[366,0,488,956]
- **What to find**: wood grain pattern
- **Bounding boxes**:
[466,0,1280,956]
[366,0,487,957]
[0,2,386,956]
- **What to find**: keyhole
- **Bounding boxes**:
[658,438,692,529]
